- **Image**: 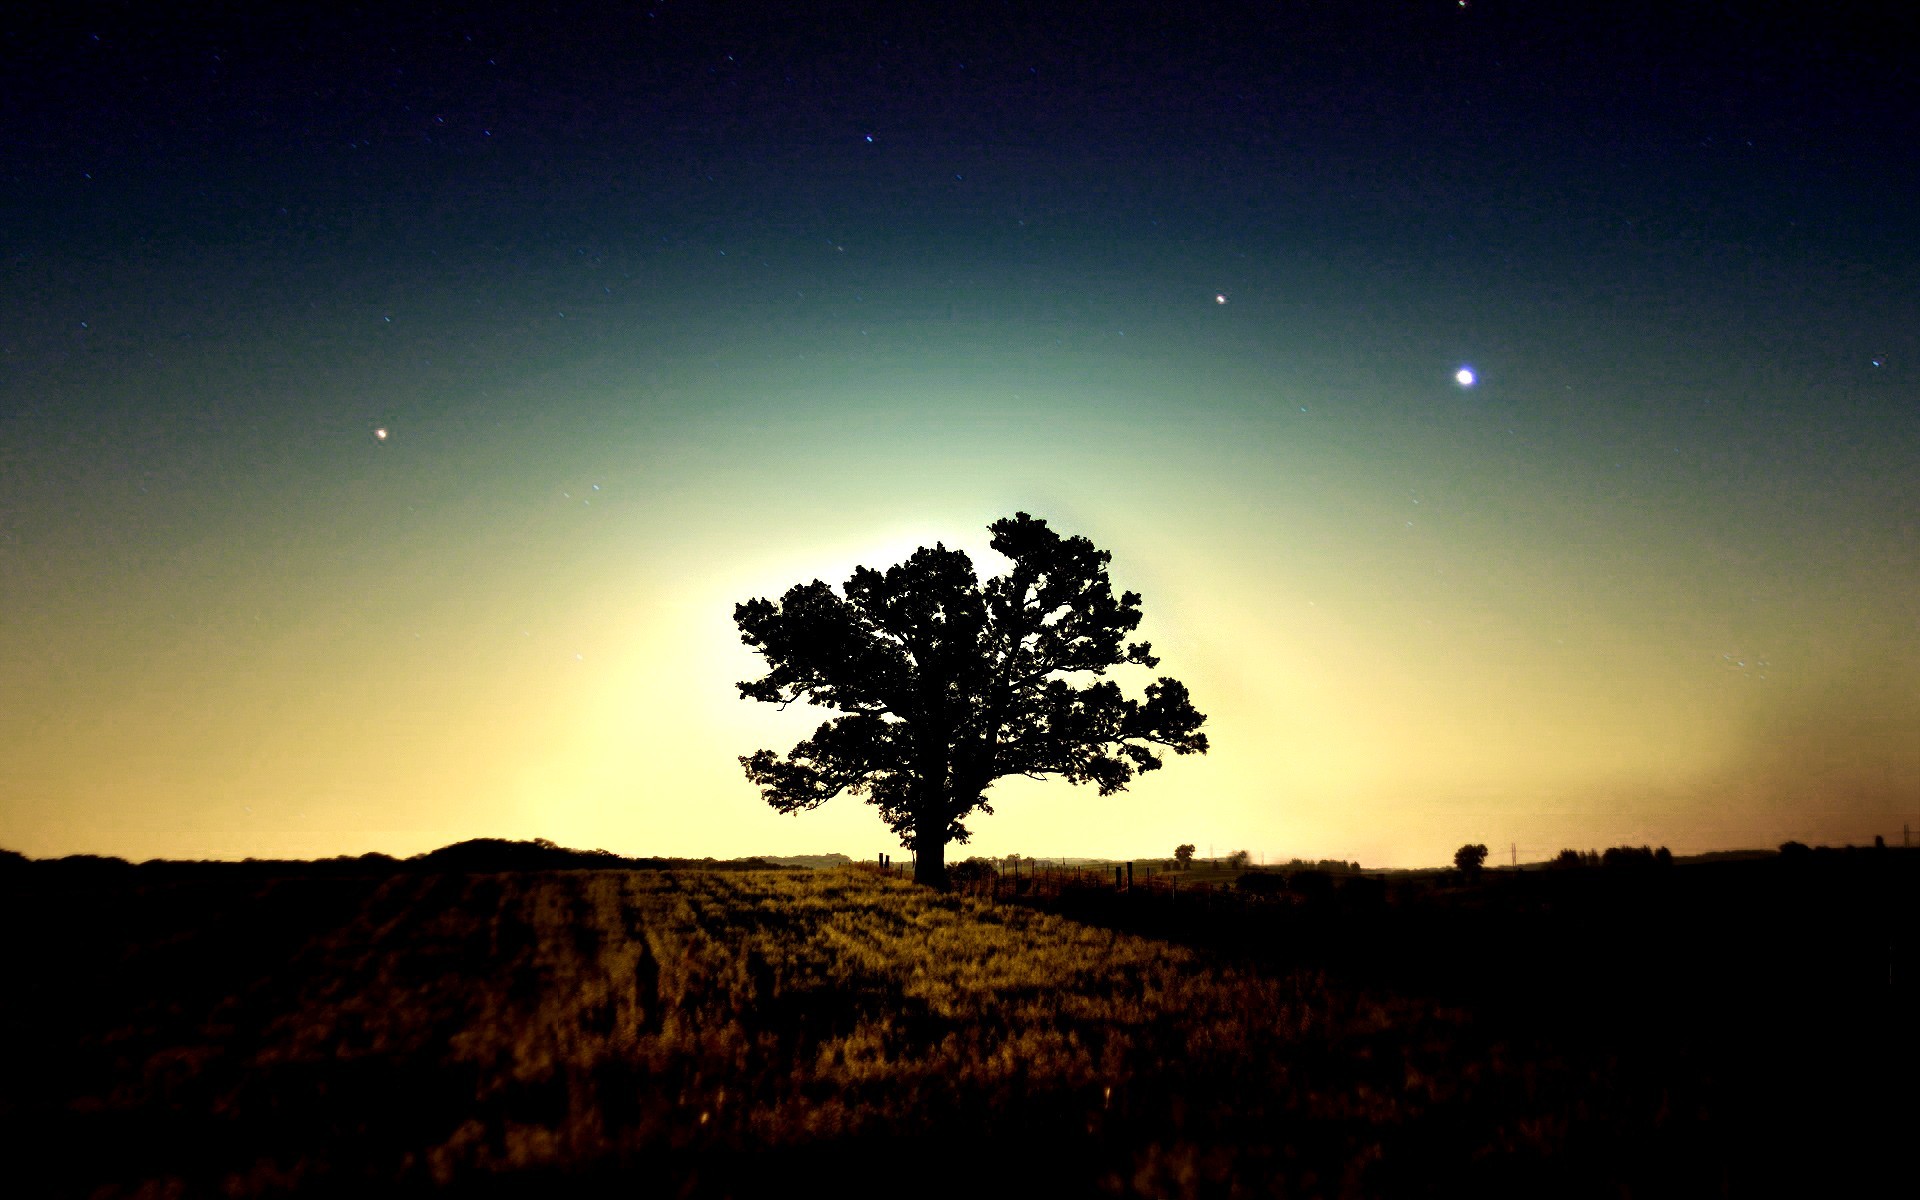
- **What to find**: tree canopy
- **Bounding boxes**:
[1454,843,1489,876]
[734,513,1208,887]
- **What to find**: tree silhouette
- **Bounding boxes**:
[1174,843,1196,869]
[734,512,1208,888]
[1454,843,1489,878]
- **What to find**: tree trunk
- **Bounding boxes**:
[912,808,948,890]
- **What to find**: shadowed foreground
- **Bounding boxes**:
[0,862,1908,1195]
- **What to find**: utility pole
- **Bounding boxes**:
[1511,842,1517,868]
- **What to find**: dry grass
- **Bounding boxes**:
[228,869,1384,1191]
[5,859,1901,1195]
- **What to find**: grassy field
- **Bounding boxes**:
[1,856,1911,1196]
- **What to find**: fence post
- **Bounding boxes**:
[1127,862,1133,890]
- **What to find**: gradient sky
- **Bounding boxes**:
[4,2,1916,866]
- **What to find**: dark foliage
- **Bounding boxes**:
[1274,856,1362,874]
[1553,846,1675,872]
[1234,870,1286,896]
[734,513,1207,887]
[757,853,854,869]
[1286,869,1335,902]
[1339,872,1387,910]
[1453,842,1489,875]
[37,853,136,877]
[1600,844,1672,872]
[407,837,632,871]
[1016,850,1920,1196]
[947,858,999,887]
[0,839,788,880]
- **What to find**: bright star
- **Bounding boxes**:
[1214,293,1228,305]
[373,427,389,440]
[1454,367,1476,387]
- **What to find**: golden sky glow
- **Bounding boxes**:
[3,6,1915,866]
[5,329,1914,866]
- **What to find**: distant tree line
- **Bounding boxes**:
[950,858,1000,886]
[1167,847,1363,874]
[1548,845,1674,871]
[0,839,800,878]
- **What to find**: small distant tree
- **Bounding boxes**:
[1454,843,1489,878]
[1174,843,1196,869]
[1226,849,1251,870]
[1003,852,1023,871]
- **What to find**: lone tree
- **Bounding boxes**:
[1174,842,1196,869]
[1454,842,1489,878]
[735,512,1209,888]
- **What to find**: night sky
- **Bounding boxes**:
[4,2,1915,866]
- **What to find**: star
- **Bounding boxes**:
[1454,367,1476,387]
[1214,293,1228,305]
[373,427,389,441]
